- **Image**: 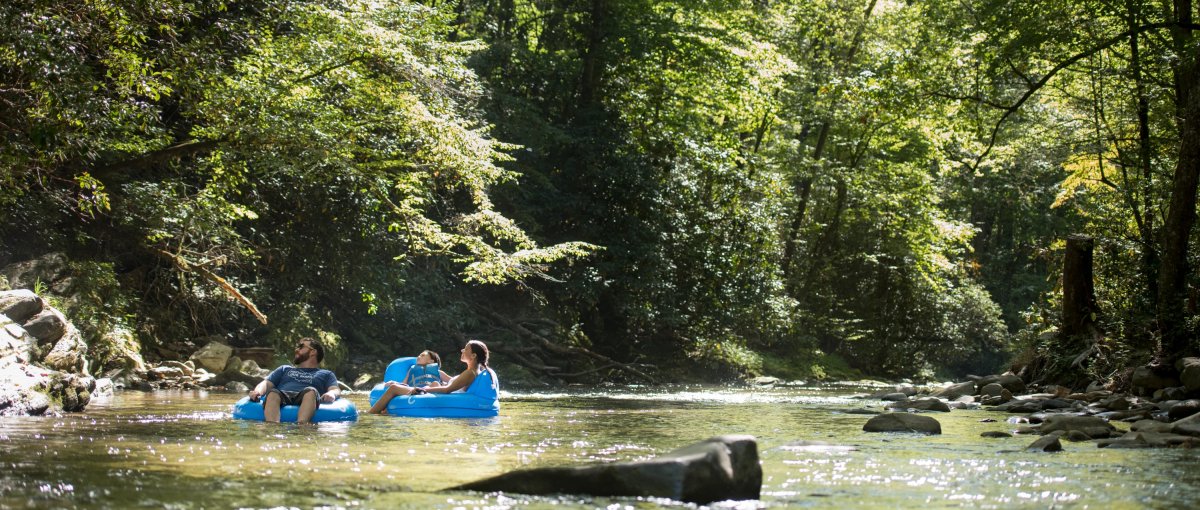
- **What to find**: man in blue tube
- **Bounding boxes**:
[247,337,341,423]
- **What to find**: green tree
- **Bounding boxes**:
[1,0,590,368]
[446,0,799,378]
[924,0,1199,380]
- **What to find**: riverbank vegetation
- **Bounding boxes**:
[2,0,1197,386]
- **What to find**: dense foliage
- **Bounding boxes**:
[2,0,1197,384]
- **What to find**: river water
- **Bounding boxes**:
[0,384,1195,509]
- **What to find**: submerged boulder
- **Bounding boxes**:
[1038,415,1118,439]
[1025,431,1064,452]
[450,435,761,504]
[863,412,942,434]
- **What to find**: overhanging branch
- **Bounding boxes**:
[93,138,223,179]
[152,247,268,325]
[958,22,1199,171]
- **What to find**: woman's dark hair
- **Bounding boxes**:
[301,337,325,363]
[421,349,442,365]
[466,340,489,368]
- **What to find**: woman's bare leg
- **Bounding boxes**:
[367,385,412,414]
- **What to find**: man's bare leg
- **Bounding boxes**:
[263,392,282,423]
[297,391,318,424]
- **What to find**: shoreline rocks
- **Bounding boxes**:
[1,289,95,415]
[856,365,1200,451]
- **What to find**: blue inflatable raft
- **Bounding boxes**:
[368,357,500,418]
[231,395,358,422]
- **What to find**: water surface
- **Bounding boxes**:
[0,384,1194,508]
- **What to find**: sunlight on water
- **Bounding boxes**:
[0,385,1195,509]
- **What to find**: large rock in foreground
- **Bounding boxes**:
[863,412,942,434]
[450,435,761,504]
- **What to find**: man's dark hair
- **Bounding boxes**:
[301,337,325,363]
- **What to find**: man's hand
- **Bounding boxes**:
[321,391,337,403]
[248,390,262,402]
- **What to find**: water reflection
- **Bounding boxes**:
[0,386,1194,508]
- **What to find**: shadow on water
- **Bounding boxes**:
[0,385,1196,508]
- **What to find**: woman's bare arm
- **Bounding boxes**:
[425,369,477,394]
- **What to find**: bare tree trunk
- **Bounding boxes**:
[781,177,812,292]
[578,0,606,108]
[1156,0,1197,357]
[1062,235,1101,340]
[1127,0,1159,309]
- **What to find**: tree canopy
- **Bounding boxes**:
[2,0,1198,385]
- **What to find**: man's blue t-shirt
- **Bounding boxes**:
[266,366,338,393]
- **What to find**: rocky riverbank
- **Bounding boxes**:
[850,366,1200,449]
[0,289,95,415]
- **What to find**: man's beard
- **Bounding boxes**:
[293,351,309,365]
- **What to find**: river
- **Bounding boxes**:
[0,384,1196,508]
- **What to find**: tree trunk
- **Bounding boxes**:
[577,0,606,108]
[1062,234,1101,339]
[781,177,812,292]
[1157,82,1200,356]
[805,177,848,285]
[1127,1,1158,309]
[1156,0,1197,357]
[781,0,876,295]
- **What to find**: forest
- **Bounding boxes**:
[1,0,1198,387]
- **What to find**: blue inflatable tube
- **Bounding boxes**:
[231,396,358,422]
[368,357,500,418]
